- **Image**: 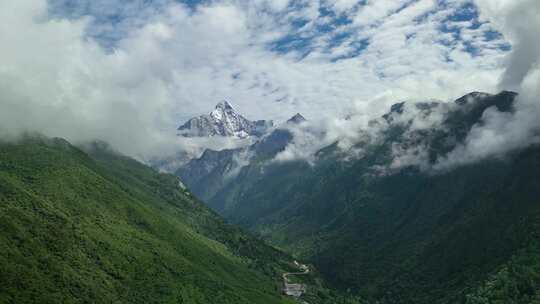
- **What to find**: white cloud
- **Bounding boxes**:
[433,0,540,170]
[327,0,359,14]
[0,0,524,164]
[352,0,408,27]
[266,0,291,12]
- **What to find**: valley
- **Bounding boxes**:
[3,91,539,304]
[2,1,540,303]
[168,91,540,303]
[0,135,361,304]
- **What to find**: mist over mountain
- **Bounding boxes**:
[2,0,540,303]
[174,90,523,209]
[3,0,533,159]
[171,90,540,303]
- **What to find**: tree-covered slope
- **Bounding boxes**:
[0,136,298,304]
[307,146,540,303]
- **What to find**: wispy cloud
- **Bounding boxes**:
[0,0,520,161]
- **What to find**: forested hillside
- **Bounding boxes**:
[0,136,298,304]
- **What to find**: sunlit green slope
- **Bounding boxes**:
[0,136,296,304]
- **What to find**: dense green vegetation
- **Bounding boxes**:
[307,146,540,303]
[0,136,299,304]
[466,230,540,304]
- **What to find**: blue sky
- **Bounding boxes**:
[49,0,509,62]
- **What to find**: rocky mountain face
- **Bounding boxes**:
[177,101,273,138]
[174,91,540,303]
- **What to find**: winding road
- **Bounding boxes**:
[282,261,310,300]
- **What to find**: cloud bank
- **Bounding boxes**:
[0,0,526,163]
[276,0,540,171]
[0,0,177,156]
[434,0,540,170]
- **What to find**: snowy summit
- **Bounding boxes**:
[177,101,273,138]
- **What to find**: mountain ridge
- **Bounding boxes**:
[177,101,273,138]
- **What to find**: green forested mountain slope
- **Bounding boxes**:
[0,136,298,304]
[308,146,540,303]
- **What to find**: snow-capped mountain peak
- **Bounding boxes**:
[216,100,234,111]
[211,100,235,120]
[178,101,273,138]
[210,100,236,121]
